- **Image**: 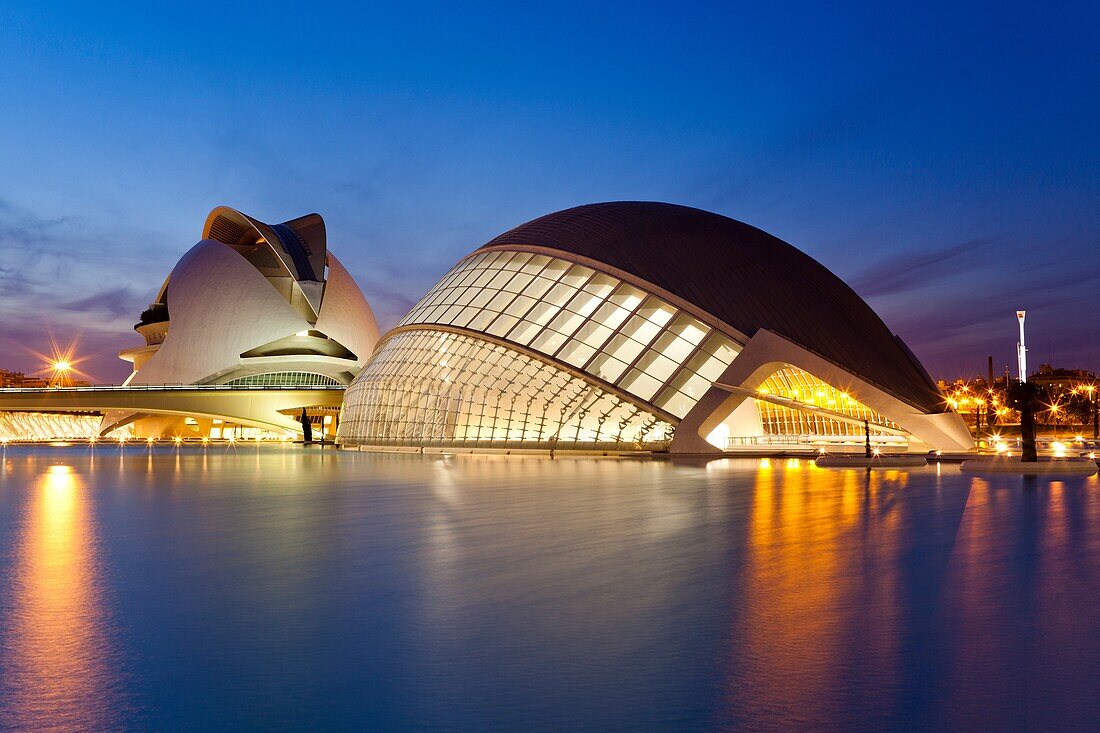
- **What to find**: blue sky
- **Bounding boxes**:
[1,0,1096,382]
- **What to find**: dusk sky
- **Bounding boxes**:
[1,1,1095,383]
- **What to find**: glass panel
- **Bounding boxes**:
[557,340,596,368]
[488,269,515,291]
[486,314,520,338]
[667,314,708,345]
[588,301,632,331]
[620,315,661,349]
[565,290,605,318]
[530,329,568,355]
[651,332,696,364]
[574,321,613,348]
[701,332,740,362]
[504,294,536,319]
[525,301,560,327]
[559,265,594,288]
[503,272,534,294]
[588,353,630,384]
[582,274,618,298]
[604,333,646,366]
[633,350,679,383]
[521,276,556,301]
[619,368,665,402]
[608,284,645,310]
[543,283,577,307]
[636,297,676,327]
[546,310,585,339]
[507,320,542,345]
[685,350,727,382]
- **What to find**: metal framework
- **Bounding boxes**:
[341,249,742,448]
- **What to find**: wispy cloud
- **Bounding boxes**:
[850,237,1001,298]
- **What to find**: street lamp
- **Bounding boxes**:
[49,359,72,387]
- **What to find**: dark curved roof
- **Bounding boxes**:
[479,202,945,413]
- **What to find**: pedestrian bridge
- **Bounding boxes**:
[0,384,343,437]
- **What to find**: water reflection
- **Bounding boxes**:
[0,447,1097,730]
[0,464,123,730]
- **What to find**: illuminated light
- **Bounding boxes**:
[1075,435,1084,443]
[173,436,182,444]
[760,458,772,469]
[995,442,1008,453]
[1052,442,1067,458]
[757,387,769,394]
[227,436,236,444]
[53,360,72,372]
[201,437,209,444]
[1090,453,1096,460]
[872,447,881,456]
[118,436,126,444]
[88,437,96,444]
[146,437,155,444]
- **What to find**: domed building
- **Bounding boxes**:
[338,202,971,453]
[111,206,380,438]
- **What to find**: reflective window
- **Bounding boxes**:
[754,366,900,437]
[396,249,743,419]
[222,371,343,387]
[338,330,673,449]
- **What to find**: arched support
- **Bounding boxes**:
[672,329,974,453]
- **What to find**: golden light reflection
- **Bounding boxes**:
[724,460,904,724]
[0,464,120,730]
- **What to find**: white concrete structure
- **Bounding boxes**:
[339,202,973,453]
[107,207,379,438]
[1017,309,1028,381]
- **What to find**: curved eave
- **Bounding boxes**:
[201,206,327,285]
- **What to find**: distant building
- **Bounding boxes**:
[1030,364,1097,397]
[0,370,50,388]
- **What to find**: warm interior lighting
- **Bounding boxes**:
[1052,442,1067,458]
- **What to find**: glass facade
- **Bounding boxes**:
[222,372,343,388]
[395,249,741,419]
[754,366,901,437]
[338,330,673,450]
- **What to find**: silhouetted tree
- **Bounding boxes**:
[1063,391,1094,427]
[1008,381,1046,462]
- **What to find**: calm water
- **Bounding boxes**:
[0,446,1098,732]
